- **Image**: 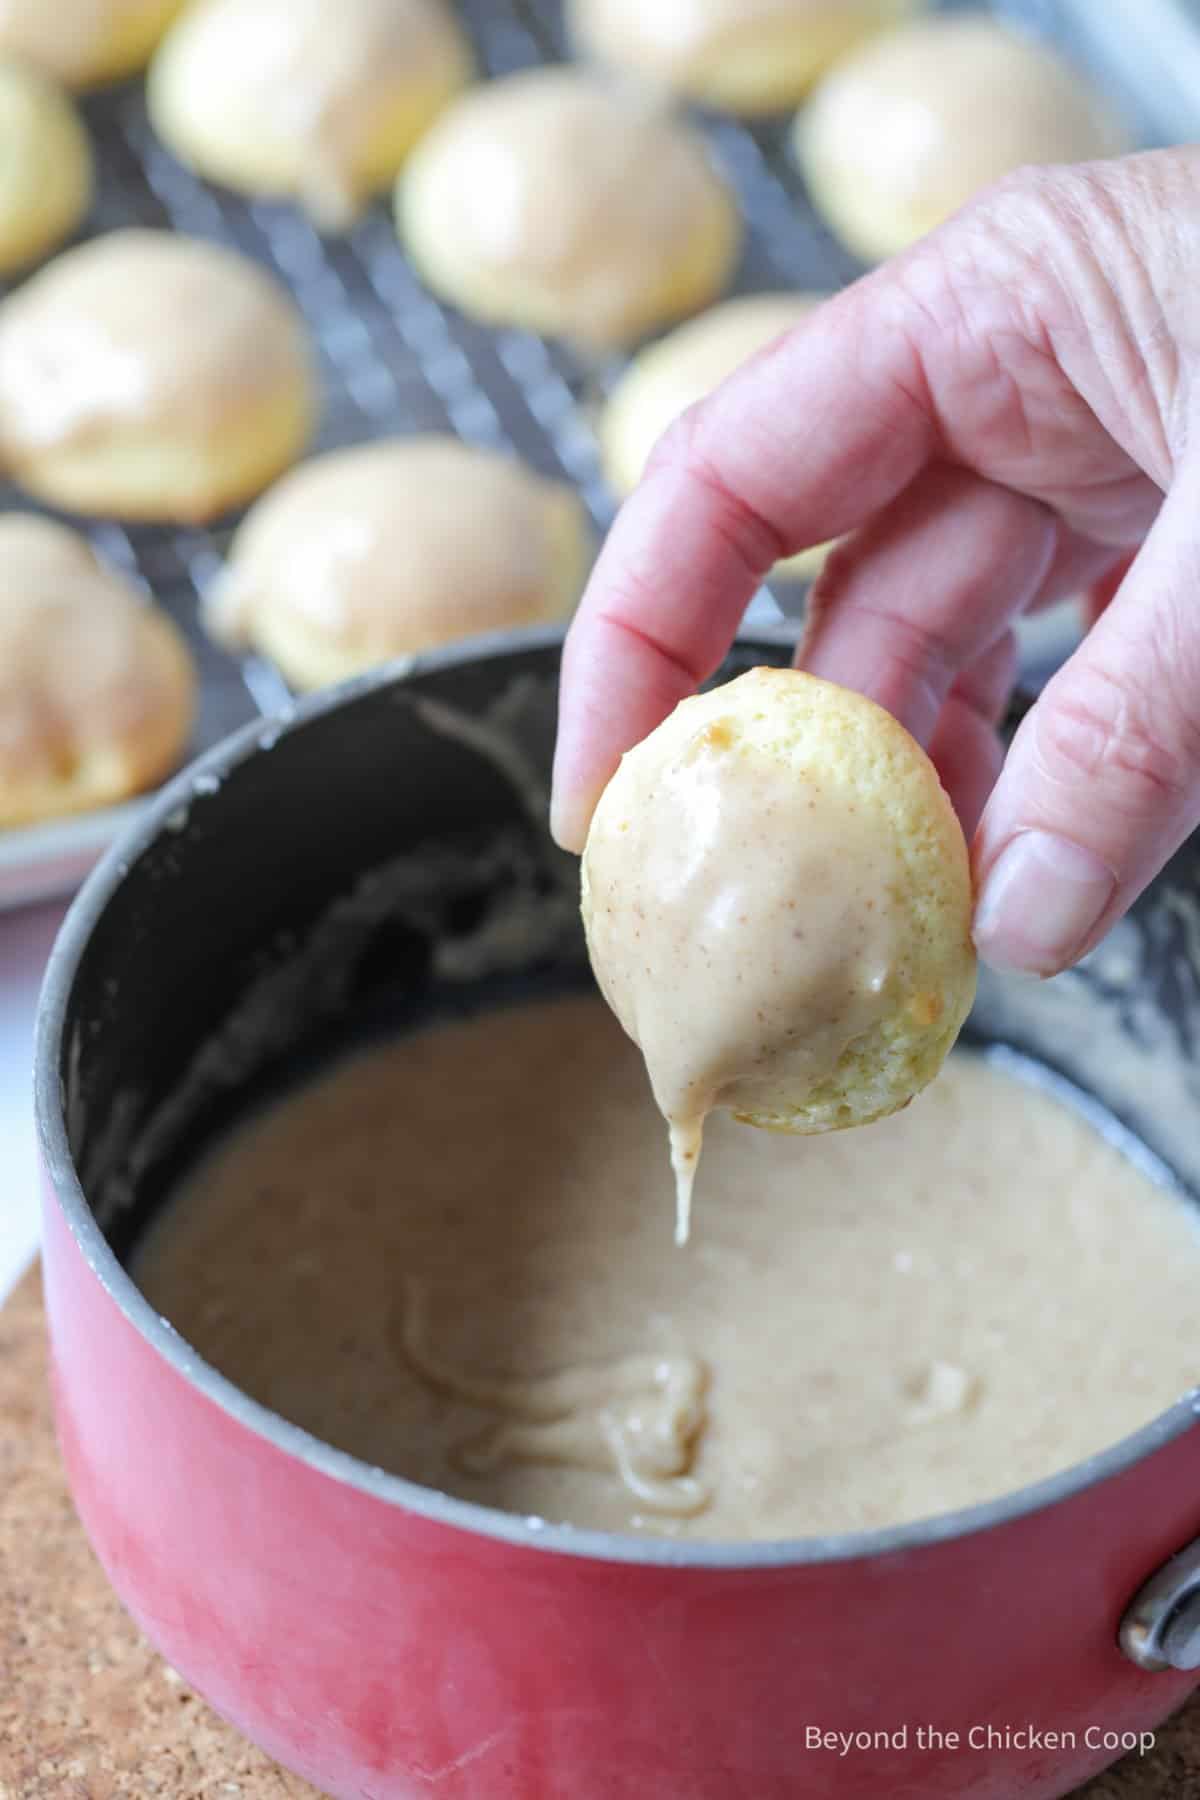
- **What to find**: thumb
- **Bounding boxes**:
[973,467,1200,978]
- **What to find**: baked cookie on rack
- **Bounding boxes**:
[398,68,741,349]
[796,14,1133,263]
[569,0,925,117]
[0,230,318,525]
[0,0,185,90]
[0,59,92,275]
[205,436,592,690]
[0,516,196,829]
[148,0,473,232]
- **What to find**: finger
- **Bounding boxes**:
[1080,551,1138,628]
[927,633,1018,835]
[973,465,1200,977]
[931,699,1006,841]
[551,275,936,851]
[952,630,1019,727]
[799,466,1056,745]
[552,449,784,855]
[1027,530,1143,615]
[1020,539,1140,682]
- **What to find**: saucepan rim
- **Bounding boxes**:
[32,625,1200,1571]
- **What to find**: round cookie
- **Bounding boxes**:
[0,0,185,90]
[0,515,196,829]
[0,229,318,524]
[0,60,92,275]
[582,667,976,1237]
[600,292,832,580]
[148,0,473,232]
[569,0,926,117]
[205,437,593,691]
[397,68,741,349]
[796,15,1133,263]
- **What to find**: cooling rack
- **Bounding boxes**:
[0,0,1180,908]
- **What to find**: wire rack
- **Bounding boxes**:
[0,0,1178,907]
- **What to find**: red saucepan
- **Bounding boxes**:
[34,629,1200,1798]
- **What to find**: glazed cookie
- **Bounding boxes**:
[148,0,473,231]
[600,292,832,579]
[398,68,741,348]
[796,14,1133,263]
[0,516,196,828]
[0,60,92,275]
[0,230,318,524]
[205,437,592,690]
[582,667,976,1239]
[0,0,185,89]
[569,0,926,117]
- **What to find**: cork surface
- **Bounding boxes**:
[1,1262,1197,1800]
[0,1268,316,1800]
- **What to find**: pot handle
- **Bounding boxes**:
[1121,1539,1200,1671]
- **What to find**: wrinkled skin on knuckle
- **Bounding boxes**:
[1035,658,1193,825]
[1080,150,1200,444]
[889,156,1194,526]
[1035,163,1186,480]
[892,197,1108,488]
[981,156,1199,477]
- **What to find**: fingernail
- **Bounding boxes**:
[973,831,1116,976]
[549,782,587,856]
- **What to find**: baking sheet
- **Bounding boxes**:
[0,0,1190,912]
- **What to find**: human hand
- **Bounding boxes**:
[551,149,1200,978]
